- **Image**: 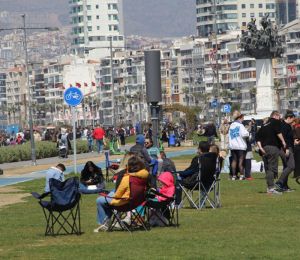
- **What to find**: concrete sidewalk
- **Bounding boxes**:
[0,144,196,179]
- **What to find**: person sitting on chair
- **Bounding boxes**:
[44,163,66,193]
[94,156,149,232]
[178,141,210,179]
[79,161,105,194]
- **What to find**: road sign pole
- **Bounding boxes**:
[64,87,83,174]
[72,106,77,174]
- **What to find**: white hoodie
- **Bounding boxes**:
[228,121,249,151]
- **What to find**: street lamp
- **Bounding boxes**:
[0,14,59,165]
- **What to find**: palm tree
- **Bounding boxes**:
[274,79,281,113]
[250,87,257,114]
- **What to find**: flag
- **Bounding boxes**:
[91,81,96,86]
[76,82,81,88]
[84,82,88,87]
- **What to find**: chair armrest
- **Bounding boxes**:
[31,191,50,200]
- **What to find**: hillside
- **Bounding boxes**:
[0,0,196,37]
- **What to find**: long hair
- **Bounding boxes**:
[81,161,102,175]
[127,156,145,173]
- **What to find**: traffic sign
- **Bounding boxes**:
[211,99,218,108]
[223,104,231,113]
[64,87,83,107]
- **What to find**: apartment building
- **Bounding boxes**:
[196,0,277,37]
[96,50,148,126]
[5,65,27,127]
[69,0,125,59]
[0,72,6,127]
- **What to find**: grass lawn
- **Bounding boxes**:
[1,170,300,259]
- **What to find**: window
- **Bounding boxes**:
[88,26,92,31]
[242,13,246,17]
[97,26,100,30]
[259,12,263,17]
[250,4,254,8]
[250,13,255,18]
[86,5,91,10]
[96,4,99,9]
[241,4,246,8]
[87,16,91,21]
[242,22,246,26]
[96,15,99,19]
[259,3,263,8]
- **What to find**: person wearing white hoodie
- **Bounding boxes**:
[229,111,249,180]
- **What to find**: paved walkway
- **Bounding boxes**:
[0,145,196,187]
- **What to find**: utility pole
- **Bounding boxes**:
[22,14,36,165]
[213,0,221,126]
[109,36,116,131]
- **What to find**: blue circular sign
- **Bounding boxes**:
[64,87,83,107]
[223,104,231,113]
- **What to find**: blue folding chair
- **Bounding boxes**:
[31,177,81,236]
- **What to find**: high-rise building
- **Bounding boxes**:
[196,0,277,37]
[276,0,297,25]
[69,0,125,59]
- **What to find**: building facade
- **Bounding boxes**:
[196,0,277,37]
[69,0,125,59]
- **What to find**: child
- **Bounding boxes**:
[148,171,175,226]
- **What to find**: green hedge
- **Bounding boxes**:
[0,140,93,164]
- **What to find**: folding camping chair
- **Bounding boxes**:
[102,176,149,232]
[145,189,179,227]
[31,177,81,236]
[105,151,121,182]
[179,152,221,209]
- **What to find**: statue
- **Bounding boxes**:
[240,14,283,59]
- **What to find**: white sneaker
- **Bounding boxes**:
[267,188,282,195]
[239,175,245,180]
[93,224,108,232]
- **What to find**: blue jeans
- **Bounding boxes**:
[87,139,93,152]
[96,191,114,225]
[79,183,103,194]
[96,139,104,153]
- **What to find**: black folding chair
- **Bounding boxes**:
[179,152,220,209]
[145,188,179,227]
[31,177,81,236]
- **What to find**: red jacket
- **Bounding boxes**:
[93,127,105,140]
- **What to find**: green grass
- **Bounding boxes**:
[1,171,300,259]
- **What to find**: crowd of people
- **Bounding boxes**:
[218,109,299,195]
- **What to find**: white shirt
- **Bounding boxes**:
[228,121,249,151]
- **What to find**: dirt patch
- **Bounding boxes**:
[0,186,30,209]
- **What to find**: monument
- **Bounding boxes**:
[240,14,284,116]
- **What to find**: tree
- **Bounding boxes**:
[274,79,281,113]
[163,104,198,135]
[250,87,257,114]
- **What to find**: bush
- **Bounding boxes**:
[0,139,91,163]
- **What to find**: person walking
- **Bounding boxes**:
[275,111,295,191]
[256,111,287,195]
[293,118,300,178]
[219,118,230,150]
[228,111,249,180]
[93,124,106,154]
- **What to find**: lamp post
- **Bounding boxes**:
[0,14,59,165]
[213,0,222,126]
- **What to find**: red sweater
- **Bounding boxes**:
[93,127,105,140]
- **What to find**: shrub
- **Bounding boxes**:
[0,139,91,163]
